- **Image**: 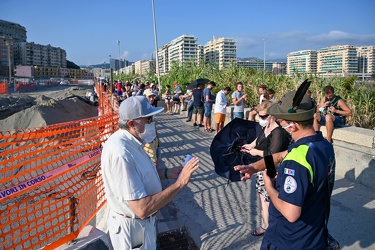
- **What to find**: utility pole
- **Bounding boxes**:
[152,0,162,92]
[5,39,12,87]
[117,40,121,81]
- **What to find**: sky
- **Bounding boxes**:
[1,0,375,66]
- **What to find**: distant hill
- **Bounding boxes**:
[79,63,110,69]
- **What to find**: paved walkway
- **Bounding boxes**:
[155,111,375,250]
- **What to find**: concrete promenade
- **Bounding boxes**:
[155,110,375,250]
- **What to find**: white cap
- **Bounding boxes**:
[144,89,155,97]
[118,96,164,120]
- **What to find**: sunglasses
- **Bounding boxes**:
[134,116,153,124]
[145,116,154,124]
[258,114,269,120]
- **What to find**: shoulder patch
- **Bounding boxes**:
[284,176,297,194]
[284,168,295,176]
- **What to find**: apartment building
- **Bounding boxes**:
[168,34,198,69]
[237,59,273,72]
[197,45,204,66]
[317,45,358,77]
[133,60,155,75]
[15,65,93,79]
[157,44,170,75]
[272,62,287,75]
[0,20,26,42]
[17,42,67,68]
[357,46,375,76]
[287,50,317,74]
[204,36,237,69]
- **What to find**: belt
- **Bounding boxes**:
[114,211,158,219]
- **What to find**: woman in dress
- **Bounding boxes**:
[241,101,291,236]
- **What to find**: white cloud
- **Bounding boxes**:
[121,51,130,60]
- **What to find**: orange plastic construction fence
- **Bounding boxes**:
[0,82,8,94]
[14,82,37,92]
[0,112,119,249]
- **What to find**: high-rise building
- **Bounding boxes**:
[204,36,237,69]
[287,50,317,75]
[197,45,204,66]
[357,46,375,77]
[17,42,67,68]
[0,20,26,42]
[317,45,358,77]
[157,44,170,75]
[237,59,273,72]
[134,60,155,75]
[168,34,198,69]
[272,62,287,75]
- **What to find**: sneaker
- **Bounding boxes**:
[193,123,198,126]
[186,119,191,122]
[198,124,204,127]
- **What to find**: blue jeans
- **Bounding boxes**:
[320,114,345,127]
[187,100,194,119]
[233,112,244,119]
[204,103,213,117]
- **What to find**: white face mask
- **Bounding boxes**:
[138,122,157,143]
[282,123,295,134]
[259,119,269,128]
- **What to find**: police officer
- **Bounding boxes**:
[235,89,335,249]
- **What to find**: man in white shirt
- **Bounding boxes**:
[214,86,232,135]
[101,96,200,249]
[231,82,248,119]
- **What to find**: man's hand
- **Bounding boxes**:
[234,164,257,181]
[262,169,277,189]
[176,157,199,187]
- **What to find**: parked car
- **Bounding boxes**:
[60,80,69,85]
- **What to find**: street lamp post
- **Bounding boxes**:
[152,0,161,92]
[117,40,121,81]
[5,39,12,87]
[263,38,268,72]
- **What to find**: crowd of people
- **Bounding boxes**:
[100,78,351,249]
[103,79,352,142]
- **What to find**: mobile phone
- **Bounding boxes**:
[183,154,193,166]
[178,155,193,179]
[264,155,276,178]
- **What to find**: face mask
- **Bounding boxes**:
[282,123,295,134]
[134,121,157,142]
[140,122,157,143]
[259,119,269,128]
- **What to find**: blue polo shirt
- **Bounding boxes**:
[262,132,335,250]
[203,88,215,106]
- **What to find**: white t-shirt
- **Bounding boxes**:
[101,129,162,217]
[214,90,227,114]
[259,94,264,104]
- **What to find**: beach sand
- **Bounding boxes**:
[0,85,98,131]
